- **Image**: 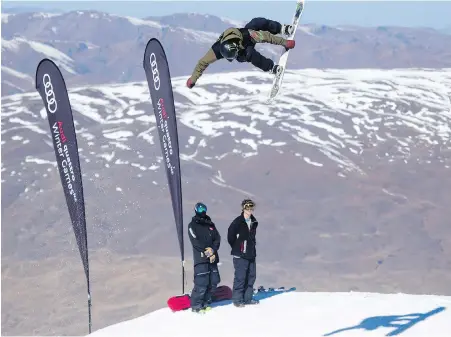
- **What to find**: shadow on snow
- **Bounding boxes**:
[210,287,296,308]
[323,306,446,337]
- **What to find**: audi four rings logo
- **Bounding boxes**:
[43,73,57,114]
[150,53,160,90]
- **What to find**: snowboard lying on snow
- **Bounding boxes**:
[167,285,296,312]
[254,286,297,294]
[167,285,232,312]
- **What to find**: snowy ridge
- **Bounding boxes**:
[1,68,451,190]
[2,13,11,23]
[1,66,34,82]
[221,17,245,27]
[109,14,162,28]
[1,37,76,74]
[88,291,451,337]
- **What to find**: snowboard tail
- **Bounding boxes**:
[167,285,232,312]
[267,0,305,103]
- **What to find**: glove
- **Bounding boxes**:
[285,40,295,50]
[186,77,195,89]
[209,255,216,263]
[205,247,214,257]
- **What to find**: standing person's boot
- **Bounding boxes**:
[190,282,208,312]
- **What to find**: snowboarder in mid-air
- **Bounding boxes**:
[186,17,296,88]
[188,202,221,312]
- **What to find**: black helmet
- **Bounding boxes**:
[219,41,239,61]
[194,202,207,215]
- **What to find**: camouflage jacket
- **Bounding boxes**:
[189,27,288,83]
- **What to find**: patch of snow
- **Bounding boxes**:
[8,117,47,135]
[303,157,323,167]
[2,37,76,74]
[178,27,218,44]
[298,26,317,36]
[2,66,33,82]
[103,130,134,140]
[2,13,11,23]
[97,152,115,162]
[131,163,147,171]
[25,156,56,166]
[211,175,255,196]
[221,17,245,27]
[108,14,162,29]
[241,138,258,151]
[137,127,155,145]
[31,13,62,19]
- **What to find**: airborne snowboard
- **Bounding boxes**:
[267,0,305,103]
[167,285,232,312]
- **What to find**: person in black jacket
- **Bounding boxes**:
[188,202,221,312]
[227,198,260,307]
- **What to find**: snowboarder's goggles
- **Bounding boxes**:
[243,202,255,210]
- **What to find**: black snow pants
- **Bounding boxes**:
[237,17,283,72]
[190,262,221,309]
[232,257,257,304]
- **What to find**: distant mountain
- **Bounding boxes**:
[2,10,451,96]
[2,68,451,266]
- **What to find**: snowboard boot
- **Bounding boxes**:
[245,299,260,305]
[192,305,211,314]
[233,301,245,308]
[281,24,294,37]
[270,64,283,76]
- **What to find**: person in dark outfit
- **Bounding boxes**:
[227,198,260,307]
[186,17,296,88]
[188,202,221,312]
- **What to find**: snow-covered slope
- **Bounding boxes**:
[1,37,77,74]
[89,291,451,337]
[2,68,451,183]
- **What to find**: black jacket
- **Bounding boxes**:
[227,213,258,260]
[188,213,221,265]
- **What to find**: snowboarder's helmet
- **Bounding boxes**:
[194,202,207,215]
[241,199,255,211]
[220,41,239,61]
